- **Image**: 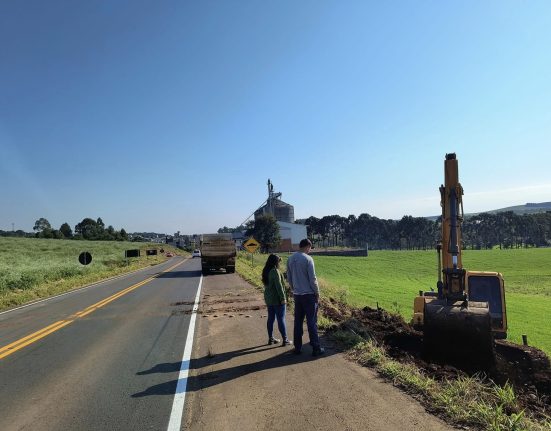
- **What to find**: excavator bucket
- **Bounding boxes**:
[423,299,495,369]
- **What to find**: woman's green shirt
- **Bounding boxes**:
[264,268,287,305]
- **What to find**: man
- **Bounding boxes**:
[286,238,324,356]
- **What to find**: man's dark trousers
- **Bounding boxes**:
[293,294,320,351]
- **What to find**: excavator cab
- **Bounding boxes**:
[466,271,507,339]
[412,153,507,369]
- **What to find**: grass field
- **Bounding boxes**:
[238,248,551,356]
[244,251,551,430]
[312,248,551,356]
[0,237,186,310]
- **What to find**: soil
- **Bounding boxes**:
[320,297,551,419]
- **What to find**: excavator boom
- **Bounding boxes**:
[415,153,507,369]
[440,154,465,299]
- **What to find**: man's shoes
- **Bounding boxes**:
[282,339,292,346]
[292,348,302,355]
[312,347,325,357]
[268,337,280,345]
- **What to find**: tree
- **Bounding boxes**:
[105,225,115,240]
[59,222,73,238]
[33,218,51,232]
[52,229,64,239]
[96,217,107,239]
[303,216,320,241]
[317,215,347,247]
[246,215,281,252]
[218,225,245,233]
[73,217,124,240]
[38,228,54,239]
[75,218,101,240]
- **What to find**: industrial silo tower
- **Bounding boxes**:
[254,179,295,223]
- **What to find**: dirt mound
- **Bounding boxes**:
[320,297,551,416]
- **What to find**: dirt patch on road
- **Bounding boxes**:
[170,296,265,316]
[320,297,551,419]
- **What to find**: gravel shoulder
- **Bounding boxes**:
[183,272,454,431]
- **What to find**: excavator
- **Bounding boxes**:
[412,153,507,366]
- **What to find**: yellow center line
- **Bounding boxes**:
[0,259,185,360]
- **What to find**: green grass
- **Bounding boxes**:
[312,249,551,355]
[238,248,551,354]
[236,252,265,288]
[462,249,551,296]
[237,250,551,429]
[0,237,187,310]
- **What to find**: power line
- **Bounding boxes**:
[240,199,267,227]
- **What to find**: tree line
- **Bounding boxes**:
[302,214,437,250]
[302,211,551,250]
[0,217,129,241]
[218,211,551,251]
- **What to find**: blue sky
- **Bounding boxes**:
[1,1,550,234]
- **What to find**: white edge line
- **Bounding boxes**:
[0,257,186,317]
[167,275,203,431]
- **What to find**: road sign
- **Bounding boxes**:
[78,251,92,265]
[243,238,260,253]
[125,249,140,258]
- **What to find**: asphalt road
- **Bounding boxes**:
[0,256,201,431]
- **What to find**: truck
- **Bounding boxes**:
[200,233,236,275]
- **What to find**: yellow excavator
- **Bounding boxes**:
[412,153,507,365]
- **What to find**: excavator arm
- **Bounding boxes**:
[414,153,507,369]
[439,154,465,299]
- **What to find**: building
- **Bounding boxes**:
[277,221,307,252]
[254,179,307,251]
[232,231,246,249]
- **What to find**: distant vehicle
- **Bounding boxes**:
[200,233,236,275]
[165,252,174,257]
[192,249,201,258]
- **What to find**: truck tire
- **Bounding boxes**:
[226,266,235,274]
[202,267,209,276]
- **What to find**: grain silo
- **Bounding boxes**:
[254,179,295,223]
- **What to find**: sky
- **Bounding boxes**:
[1,1,550,235]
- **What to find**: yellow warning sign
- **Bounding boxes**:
[243,237,260,253]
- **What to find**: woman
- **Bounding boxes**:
[262,254,291,346]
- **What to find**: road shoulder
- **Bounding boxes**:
[184,273,454,430]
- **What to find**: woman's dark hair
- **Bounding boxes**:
[262,254,281,285]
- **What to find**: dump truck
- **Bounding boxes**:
[412,153,507,367]
[200,233,236,275]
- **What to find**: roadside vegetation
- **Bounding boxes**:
[0,237,187,311]
[336,332,550,431]
[236,249,551,431]
[2,216,130,241]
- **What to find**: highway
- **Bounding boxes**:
[0,256,201,431]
